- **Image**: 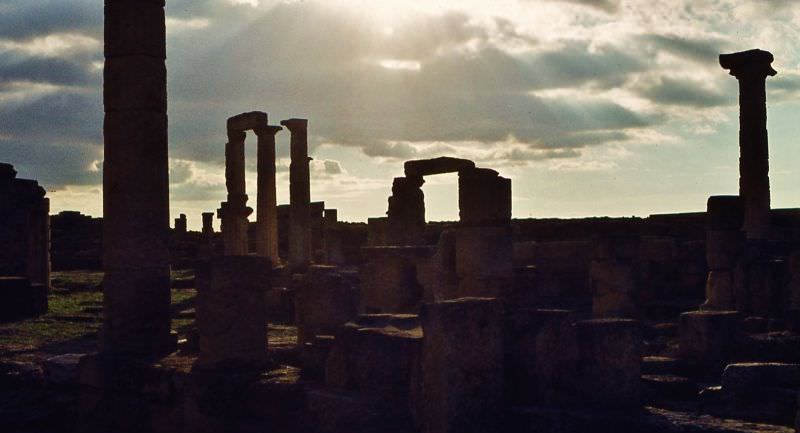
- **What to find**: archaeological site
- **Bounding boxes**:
[2,2,800,433]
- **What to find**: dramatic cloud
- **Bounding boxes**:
[2,0,800,223]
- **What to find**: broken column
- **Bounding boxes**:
[420,298,503,433]
[174,213,187,234]
[720,49,776,240]
[254,124,282,263]
[201,212,214,235]
[702,196,744,310]
[386,176,426,246]
[281,118,312,271]
[679,310,741,375]
[102,0,173,354]
[455,168,513,298]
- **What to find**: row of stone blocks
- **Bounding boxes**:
[312,300,642,433]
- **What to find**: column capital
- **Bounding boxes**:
[719,49,777,79]
[253,124,283,137]
[280,118,308,132]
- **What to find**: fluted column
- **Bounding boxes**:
[281,118,311,271]
[102,0,173,355]
[720,49,776,240]
[254,125,282,263]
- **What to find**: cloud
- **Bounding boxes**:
[640,34,729,65]
[543,0,620,13]
[636,77,728,108]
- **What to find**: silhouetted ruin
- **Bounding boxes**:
[2,3,800,432]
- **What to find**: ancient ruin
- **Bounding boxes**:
[1,1,799,431]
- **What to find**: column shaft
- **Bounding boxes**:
[255,127,281,262]
[282,119,311,271]
[102,0,173,355]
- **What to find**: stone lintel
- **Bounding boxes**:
[404,156,476,178]
[719,49,777,78]
[254,124,282,136]
[227,111,268,132]
[280,118,308,131]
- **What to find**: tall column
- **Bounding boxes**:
[218,129,251,255]
[254,125,282,263]
[281,118,311,271]
[102,0,173,355]
[720,49,776,240]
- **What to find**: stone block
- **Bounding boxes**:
[458,168,511,225]
[195,256,270,367]
[679,310,741,374]
[722,363,800,394]
[591,259,639,318]
[639,236,677,262]
[104,0,166,59]
[416,229,459,302]
[295,266,358,343]
[104,56,166,112]
[360,246,432,313]
[324,314,422,421]
[404,157,475,178]
[592,235,640,260]
[455,226,513,298]
[420,298,503,433]
[226,111,268,131]
[43,353,85,385]
[706,229,744,269]
[574,319,643,408]
[503,309,573,404]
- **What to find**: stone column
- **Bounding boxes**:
[254,125,282,263]
[102,0,173,355]
[218,128,251,256]
[720,49,776,240]
[386,176,425,246]
[702,196,744,310]
[201,212,214,235]
[281,118,311,271]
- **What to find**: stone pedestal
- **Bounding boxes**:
[719,49,776,240]
[420,298,503,433]
[679,310,741,374]
[217,196,252,256]
[702,196,745,311]
[195,256,270,367]
[281,118,312,272]
[367,217,389,246]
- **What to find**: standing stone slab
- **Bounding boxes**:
[455,226,513,298]
[420,298,503,433]
[195,256,270,367]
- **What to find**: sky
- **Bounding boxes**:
[2,0,800,229]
